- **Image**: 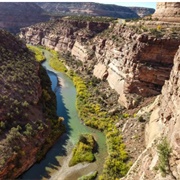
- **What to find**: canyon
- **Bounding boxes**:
[0,1,179,180]
[19,2,180,179]
[20,15,180,109]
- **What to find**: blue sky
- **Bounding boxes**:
[92,1,156,9]
[111,2,156,9]
[7,0,157,9]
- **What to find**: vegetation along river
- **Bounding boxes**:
[20,49,107,180]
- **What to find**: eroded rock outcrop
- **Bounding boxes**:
[121,46,180,180]
[153,2,180,22]
[20,16,180,109]
[92,25,179,108]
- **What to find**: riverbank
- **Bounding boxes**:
[41,47,131,179]
[20,46,107,180]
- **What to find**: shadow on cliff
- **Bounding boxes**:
[19,70,73,180]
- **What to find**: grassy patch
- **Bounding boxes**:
[27,45,45,62]
[69,134,95,166]
[47,48,68,72]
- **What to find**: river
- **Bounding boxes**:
[20,49,107,180]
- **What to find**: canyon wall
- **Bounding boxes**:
[153,2,180,22]
[36,2,140,19]
[0,29,64,179]
[20,17,180,108]
[121,46,180,180]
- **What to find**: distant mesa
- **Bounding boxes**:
[0,2,156,34]
[0,2,49,33]
[36,2,139,19]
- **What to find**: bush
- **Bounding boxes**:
[27,45,45,62]
[156,138,171,177]
[138,116,145,122]
[69,134,95,166]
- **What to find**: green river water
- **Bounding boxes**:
[20,49,107,180]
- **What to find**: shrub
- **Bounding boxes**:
[156,138,171,177]
[27,45,45,62]
[138,116,145,122]
[69,134,95,166]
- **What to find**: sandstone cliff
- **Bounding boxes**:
[20,16,180,109]
[153,2,180,22]
[121,46,180,180]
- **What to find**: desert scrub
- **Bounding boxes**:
[65,15,116,23]
[27,45,45,62]
[46,47,68,72]
[69,134,96,166]
[156,138,171,177]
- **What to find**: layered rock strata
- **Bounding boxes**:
[153,2,180,22]
[121,46,180,180]
[20,18,180,108]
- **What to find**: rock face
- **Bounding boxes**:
[153,2,180,22]
[92,26,179,108]
[121,46,180,180]
[0,2,49,33]
[20,17,180,109]
[36,2,140,19]
[20,17,110,56]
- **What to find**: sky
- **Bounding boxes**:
[3,0,165,9]
[32,1,158,9]
[101,2,156,9]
